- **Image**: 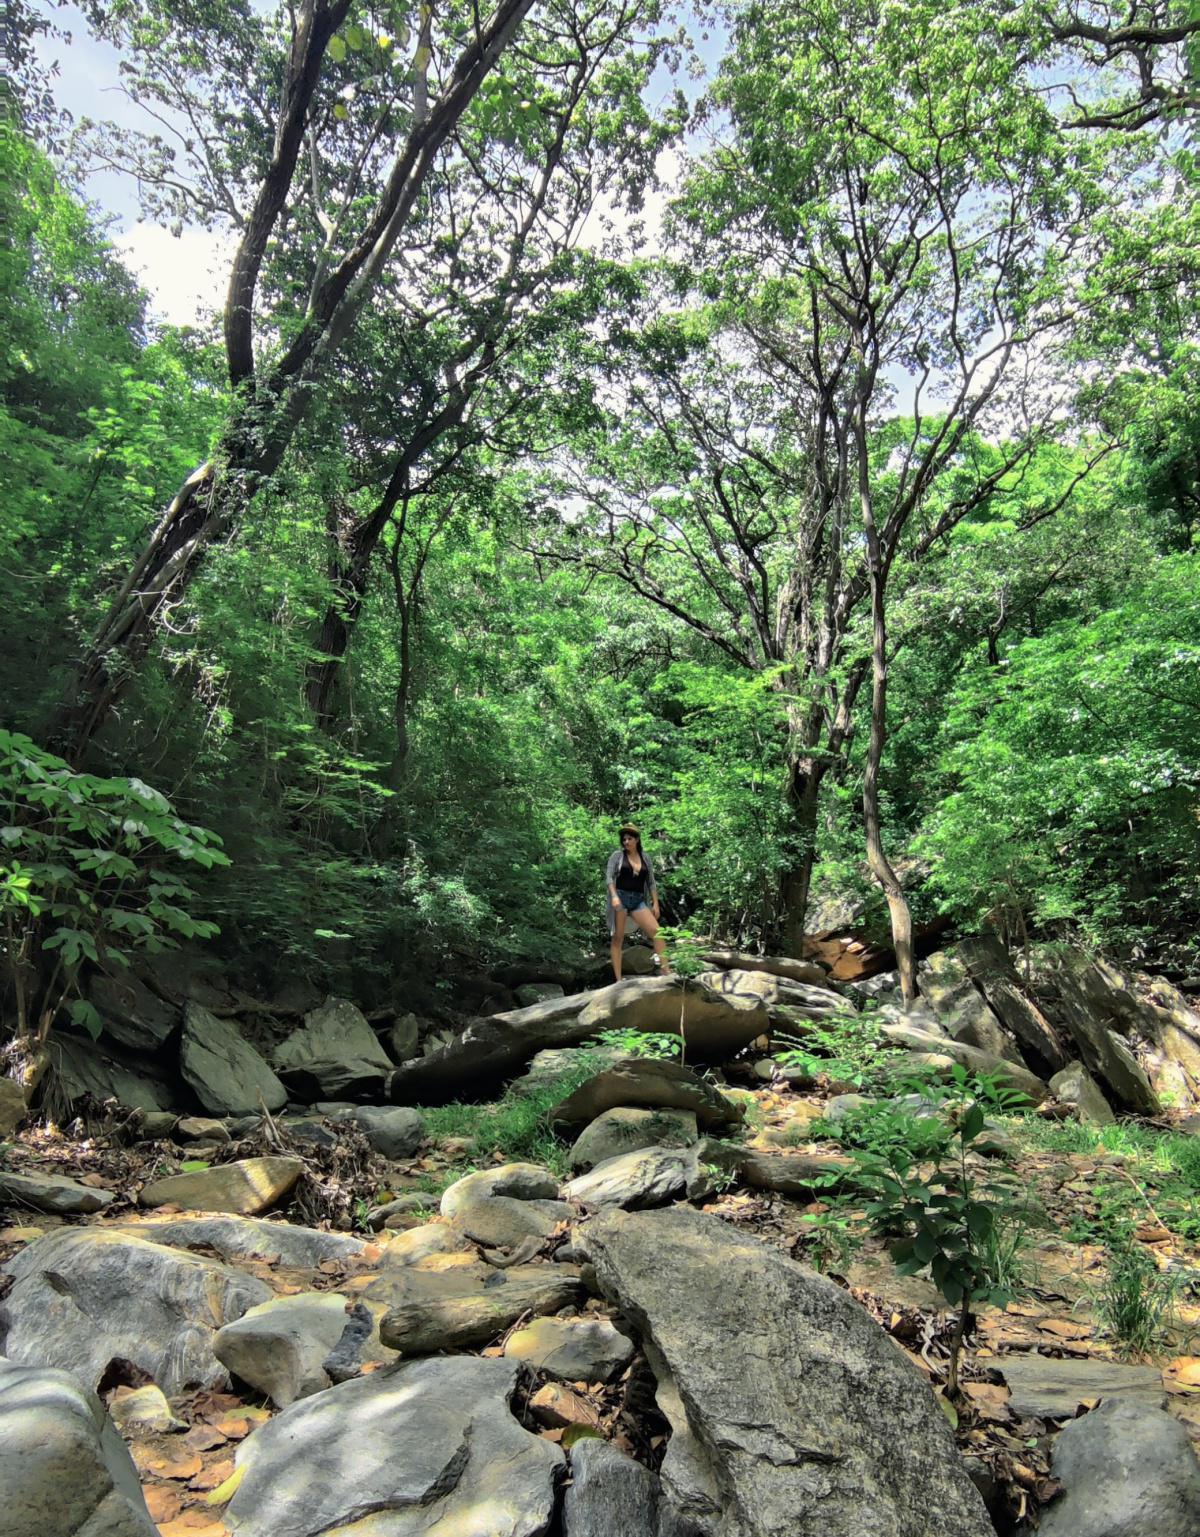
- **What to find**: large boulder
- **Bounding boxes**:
[88,972,178,1053]
[569,1106,698,1172]
[0,1358,159,1537]
[450,1195,565,1249]
[274,996,394,1102]
[917,950,1023,1064]
[576,974,769,1060]
[224,1356,562,1537]
[0,1228,270,1394]
[1038,1399,1200,1537]
[551,1058,743,1131]
[351,1104,424,1159]
[564,1438,662,1537]
[139,1155,303,1215]
[949,936,1069,1076]
[582,1207,994,1537]
[881,1020,1049,1103]
[180,1001,287,1116]
[49,1032,173,1114]
[1035,950,1163,1114]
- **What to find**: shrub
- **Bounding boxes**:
[0,731,228,1083]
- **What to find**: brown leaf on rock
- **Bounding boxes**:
[190,1458,236,1492]
[132,1445,202,1481]
[182,1424,227,1453]
[144,1486,182,1524]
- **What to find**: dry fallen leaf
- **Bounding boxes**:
[190,1459,236,1492]
[144,1486,182,1524]
[132,1446,202,1481]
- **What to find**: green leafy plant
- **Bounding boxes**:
[795,1199,864,1275]
[595,1028,682,1061]
[847,1067,1032,1396]
[774,1007,901,1091]
[0,731,229,1087]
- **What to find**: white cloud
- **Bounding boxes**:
[114,223,235,328]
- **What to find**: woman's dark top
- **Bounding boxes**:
[616,856,650,893]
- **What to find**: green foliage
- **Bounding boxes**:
[1094,1236,1186,1359]
[595,1028,681,1060]
[794,1199,864,1276]
[0,730,227,1044]
[774,1007,901,1091]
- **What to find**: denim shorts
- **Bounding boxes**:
[617,889,648,914]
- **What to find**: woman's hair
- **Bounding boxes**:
[618,823,643,853]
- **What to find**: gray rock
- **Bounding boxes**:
[180,1001,287,1116]
[0,1078,26,1137]
[107,1384,184,1435]
[440,1162,561,1218]
[1037,950,1163,1114]
[570,1106,699,1172]
[824,1093,875,1124]
[1039,1398,1200,1537]
[1050,1061,1116,1125]
[0,1357,159,1537]
[1,1228,269,1394]
[584,1207,994,1537]
[224,1356,562,1537]
[89,973,178,1053]
[516,982,567,1006]
[280,1115,340,1150]
[504,1315,635,1383]
[918,951,1023,1063]
[387,1011,421,1063]
[176,1115,231,1143]
[50,1032,173,1114]
[377,1264,582,1355]
[366,1194,436,1230]
[139,1155,303,1216]
[996,1355,1164,1419]
[551,1058,744,1131]
[563,1145,708,1210]
[576,974,769,1060]
[564,1438,661,1537]
[951,935,1069,1076]
[352,1104,424,1159]
[274,996,393,1102]
[509,1045,623,1098]
[0,1168,115,1214]
[881,1019,1049,1103]
[108,1213,367,1268]
[451,1195,561,1249]
[214,1291,392,1407]
[701,950,829,987]
[138,1110,177,1138]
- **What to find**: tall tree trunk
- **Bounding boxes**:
[856,390,916,1003]
[780,755,824,956]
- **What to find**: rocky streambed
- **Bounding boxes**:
[4,943,1200,1534]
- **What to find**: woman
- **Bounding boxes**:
[605,823,670,981]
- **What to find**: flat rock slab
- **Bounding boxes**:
[441,1162,560,1218]
[451,1195,562,1249]
[0,1168,115,1214]
[584,1207,993,1537]
[2,1228,270,1395]
[996,1355,1165,1419]
[180,1001,287,1116]
[0,1358,159,1537]
[90,972,178,1053]
[702,950,829,987]
[378,1264,582,1355]
[1039,1398,1200,1537]
[551,1058,743,1131]
[139,1155,303,1215]
[570,1106,699,1172]
[52,1032,173,1114]
[224,1356,562,1537]
[1050,1062,1115,1125]
[504,1315,635,1383]
[108,1213,368,1268]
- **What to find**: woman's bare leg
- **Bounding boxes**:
[611,906,627,980]
[631,907,671,973]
